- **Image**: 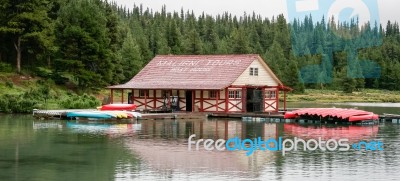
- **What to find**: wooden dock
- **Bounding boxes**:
[139,112,207,120]
[33,109,97,119]
[380,113,400,123]
[32,109,400,124]
[32,109,208,120]
[208,112,284,119]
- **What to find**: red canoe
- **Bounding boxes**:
[283,108,379,122]
[284,112,298,119]
[100,104,137,111]
[348,114,379,122]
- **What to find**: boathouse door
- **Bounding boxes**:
[246,88,264,112]
[185,90,193,112]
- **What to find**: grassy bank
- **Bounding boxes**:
[0,73,101,113]
[287,89,400,103]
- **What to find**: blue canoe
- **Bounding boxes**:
[66,111,113,119]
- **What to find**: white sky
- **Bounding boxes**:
[112,0,398,26]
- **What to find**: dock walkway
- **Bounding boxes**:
[33,109,97,119]
[381,113,400,123]
[32,109,400,124]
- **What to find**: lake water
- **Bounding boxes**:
[1,103,400,180]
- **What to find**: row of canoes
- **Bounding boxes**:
[284,108,379,122]
[66,111,141,119]
[66,104,140,119]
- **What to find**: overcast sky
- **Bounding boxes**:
[112,0,398,26]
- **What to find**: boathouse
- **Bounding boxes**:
[108,54,291,113]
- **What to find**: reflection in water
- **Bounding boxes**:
[121,119,278,180]
[66,121,141,137]
[284,124,379,142]
[33,121,63,130]
[1,115,400,180]
[138,119,277,140]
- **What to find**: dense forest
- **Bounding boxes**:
[1,0,400,93]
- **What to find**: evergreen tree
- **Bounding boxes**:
[264,41,285,79]
[167,20,182,54]
[55,0,112,90]
[0,0,53,73]
[184,29,203,54]
[119,31,143,82]
[335,67,356,93]
[285,59,305,93]
[231,27,251,54]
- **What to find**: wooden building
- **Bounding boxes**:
[108,54,291,112]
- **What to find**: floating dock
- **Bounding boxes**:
[32,108,399,124]
[33,109,97,119]
[32,109,207,120]
[380,113,400,124]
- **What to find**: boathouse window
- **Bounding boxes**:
[139,90,148,97]
[249,67,258,76]
[228,90,235,99]
[209,90,217,98]
[235,90,242,99]
[265,90,276,99]
[228,90,242,99]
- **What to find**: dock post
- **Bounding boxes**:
[110,89,114,104]
[121,89,124,104]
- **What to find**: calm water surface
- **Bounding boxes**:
[1,104,400,180]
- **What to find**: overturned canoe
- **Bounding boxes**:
[349,114,379,122]
[284,112,298,119]
[66,111,113,119]
[99,104,137,111]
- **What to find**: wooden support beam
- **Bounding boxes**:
[177,90,180,111]
[110,89,114,104]
[225,88,228,113]
[169,90,172,109]
[200,90,203,111]
[216,90,219,112]
[121,89,124,104]
[145,89,148,110]
[276,89,280,112]
[284,90,287,111]
[262,87,266,112]
[242,87,245,113]
[131,89,134,104]
[153,90,156,109]
[192,90,195,112]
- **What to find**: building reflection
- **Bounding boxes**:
[139,119,278,141]
[121,119,279,179]
[62,119,278,142]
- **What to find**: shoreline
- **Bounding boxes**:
[286,89,400,103]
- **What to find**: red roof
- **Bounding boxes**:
[109,54,282,90]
